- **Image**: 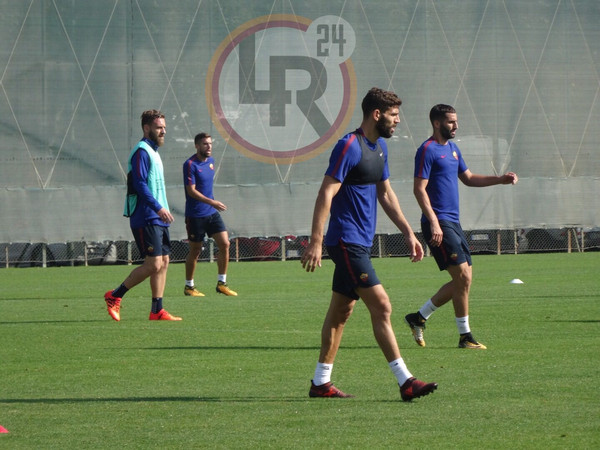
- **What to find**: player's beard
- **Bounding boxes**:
[375,116,394,139]
[149,129,165,147]
[440,126,455,141]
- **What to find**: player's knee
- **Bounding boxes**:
[456,271,471,290]
[371,298,393,322]
[334,304,354,324]
[220,239,230,252]
[144,258,164,274]
[188,242,203,258]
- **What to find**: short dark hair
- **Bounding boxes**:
[194,132,211,145]
[141,109,165,129]
[429,104,456,124]
[361,87,402,118]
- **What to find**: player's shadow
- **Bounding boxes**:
[0,320,106,324]
[0,396,304,404]
[547,319,600,323]
[0,396,410,404]
[139,345,379,351]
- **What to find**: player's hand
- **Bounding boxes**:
[301,242,322,272]
[158,207,174,224]
[213,200,227,212]
[429,222,443,247]
[407,237,424,262]
[503,172,518,185]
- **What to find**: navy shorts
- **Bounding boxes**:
[132,225,170,258]
[185,212,227,242]
[326,241,380,300]
[422,220,471,271]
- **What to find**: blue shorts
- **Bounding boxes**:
[185,212,227,242]
[132,225,170,258]
[422,220,471,271]
[326,241,380,300]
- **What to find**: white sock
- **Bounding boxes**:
[419,299,438,320]
[185,279,194,288]
[218,274,226,283]
[389,358,412,386]
[313,362,333,386]
[456,316,471,334]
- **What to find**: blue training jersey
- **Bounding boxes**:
[414,137,468,224]
[324,129,389,248]
[183,154,217,218]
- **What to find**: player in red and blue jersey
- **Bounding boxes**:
[323,127,389,248]
[301,88,437,402]
[405,104,518,349]
[182,133,237,297]
[104,109,182,322]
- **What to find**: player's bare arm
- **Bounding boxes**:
[185,184,227,211]
[458,169,518,187]
[376,179,424,262]
[413,177,443,247]
[301,176,341,272]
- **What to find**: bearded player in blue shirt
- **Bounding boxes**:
[405,104,518,349]
[182,133,237,297]
[301,88,437,402]
[104,109,181,322]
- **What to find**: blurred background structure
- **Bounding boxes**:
[1,0,598,266]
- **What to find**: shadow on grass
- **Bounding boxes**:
[0,320,106,325]
[139,345,378,351]
[546,319,600,323]
[0,396,409,404]
[0,396,325,404]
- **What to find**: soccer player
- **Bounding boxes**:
[301,88,437,401]
[405,104,518,349]
[104,109,181,321]
[182,132,237,297]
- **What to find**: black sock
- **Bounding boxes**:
[113,283,129,298]
[151,297,163,314]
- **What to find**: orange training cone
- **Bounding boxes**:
[0,425,8,433]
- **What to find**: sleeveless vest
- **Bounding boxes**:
[123,141,169,217]
[343,133,385,185]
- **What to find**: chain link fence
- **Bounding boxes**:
[2,228,599,268]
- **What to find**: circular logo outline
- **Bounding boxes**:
[206,14,357,164]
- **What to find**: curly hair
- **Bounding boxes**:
[140,109,165,129]
[361,87,402,118]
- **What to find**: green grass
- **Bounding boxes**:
[0,253,599,449]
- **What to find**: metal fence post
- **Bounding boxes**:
[496,231,501,255]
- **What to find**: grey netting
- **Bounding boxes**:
[1,0,598,243]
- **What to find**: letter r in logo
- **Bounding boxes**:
[238,36,330,137]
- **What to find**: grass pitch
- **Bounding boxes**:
[0,253,598,448]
